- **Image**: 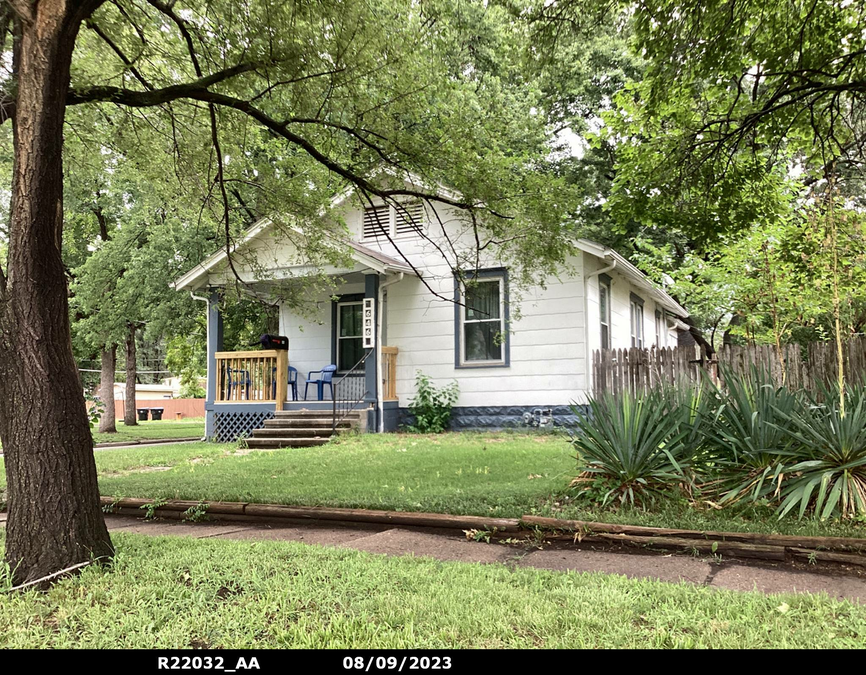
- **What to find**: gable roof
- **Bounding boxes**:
[172,218,415,292]
[170,181,687,319]
[575,239,688,318]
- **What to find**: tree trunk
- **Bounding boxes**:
[124,323,137,426]
[0,0,112,587]
[98,345,117,433]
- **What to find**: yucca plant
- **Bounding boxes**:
[774,383,866,520]
[568,387,706,508]
[706,366,802,506]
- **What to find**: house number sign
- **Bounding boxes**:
[363,298,376,349]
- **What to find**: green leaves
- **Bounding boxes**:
[572,371,866,520]
[568,387,707,508]
[407,371,460,434]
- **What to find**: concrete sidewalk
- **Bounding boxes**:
[101,514,866,604]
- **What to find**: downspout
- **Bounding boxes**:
[190,291,209,441]
[583,255,616,401]
[377,272,404,432]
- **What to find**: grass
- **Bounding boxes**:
[2,431,866,538]
[96,433,575,518]
[2,531,865,648]
[91,418,204,445]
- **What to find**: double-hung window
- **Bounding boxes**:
[655,309,664,347]
[457,271,508,366]
[599,274,611,349]
[336,300,364,371]
[630,293,644,348]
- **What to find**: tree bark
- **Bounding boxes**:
[98,345,117,433]
[0,0,112,586]
[124,323,137,426]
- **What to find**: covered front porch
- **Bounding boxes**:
[186,245,409,443]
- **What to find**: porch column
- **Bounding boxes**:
[205,289,224,439]
[364,273,379,431]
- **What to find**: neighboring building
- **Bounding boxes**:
[113,383,175,400]
[173,178,688,440]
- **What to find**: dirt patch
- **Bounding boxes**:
[100,465,174,477]
[227,447,279,457]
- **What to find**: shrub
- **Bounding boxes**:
[774,383,866,520]
[85,390,105,427]
[707,367,802,506]
[568,387,708,508]
[407,371,459,433]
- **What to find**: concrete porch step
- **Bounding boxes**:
[263,418,353,429]
[273,409,363,418]
[251,427,335,438]
[244,437,332,449]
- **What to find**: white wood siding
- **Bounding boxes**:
[264,196,678,407]
[583,250,674,363]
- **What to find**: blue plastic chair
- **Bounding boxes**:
[304,364,337,401]
[271,366,299,401]
[225,366,251,400]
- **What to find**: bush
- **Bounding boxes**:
[774,383,866,520]
[707,367,803,506]
[572,376,866,521]
[407,371,459,433]
[568,387,708,508]
[85,390,105,427]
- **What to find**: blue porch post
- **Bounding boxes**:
[364,273,379,431]
[205,289,224,439]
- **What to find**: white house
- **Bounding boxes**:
[173,179,688,441]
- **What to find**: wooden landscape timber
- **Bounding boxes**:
[98,498,866,568]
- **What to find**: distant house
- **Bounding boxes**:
[113,383,175,400]
[174,177,688,440]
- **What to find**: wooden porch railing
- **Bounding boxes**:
[381,346,398,401]
[215,350,288,410]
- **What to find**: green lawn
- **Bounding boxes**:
[91,418,204,445]
[3,431,866,538]
[96,433,575,518]
[2,532,865,648]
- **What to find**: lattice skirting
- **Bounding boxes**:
[212,409,275,443]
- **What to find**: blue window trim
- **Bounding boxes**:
[453,268,510,369]
[331,293,365,374]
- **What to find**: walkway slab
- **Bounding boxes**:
[710,564,866,603]
[66,514,866,603]
[106,518,257,539]
[218,523,384,547]
[520,547,712,585]
[344,527,516,564]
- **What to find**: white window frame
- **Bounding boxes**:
[336,300,363,372]
[362,202,424,241]
[460,276,506,366]
[655,309,664,347]
[599,276,611,350]
[630,294,644,348]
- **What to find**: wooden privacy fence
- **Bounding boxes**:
[592,337,866,396]
[593,346,705,396]
[112,398,205,420]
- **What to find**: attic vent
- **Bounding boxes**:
[395,201,424,235]
[363,204,391,240]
